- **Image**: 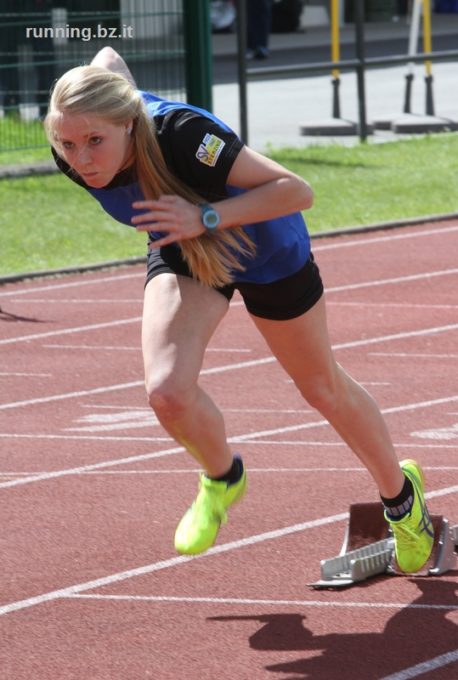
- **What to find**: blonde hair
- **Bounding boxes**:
[45,66,255,287]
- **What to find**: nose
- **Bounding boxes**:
[76,144,93,167]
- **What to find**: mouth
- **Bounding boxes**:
[81,171,99,178]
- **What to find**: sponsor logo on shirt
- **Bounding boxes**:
[196,133,225,167]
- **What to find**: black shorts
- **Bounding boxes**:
[145,245,324,321]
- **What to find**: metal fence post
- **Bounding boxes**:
[235,0,249,144]
[354,0,368,142]
[182,0,213,111]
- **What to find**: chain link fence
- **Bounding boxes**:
[0,0,186,151]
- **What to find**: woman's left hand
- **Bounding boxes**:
[131,195,205,247]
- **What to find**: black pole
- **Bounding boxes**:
[354,0,368,142]
[403,72,414,113]
[332,77,341,118]
[425,74,435,115]
[236,0,249,144]
[183,0,213,111]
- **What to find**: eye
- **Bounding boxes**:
[89,136,102,145]
[62,141,74,150]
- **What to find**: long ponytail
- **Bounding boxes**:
[45,66,256,287]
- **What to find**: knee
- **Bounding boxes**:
[300,373,342,416]
[145,374,194,423]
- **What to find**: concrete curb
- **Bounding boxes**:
[0,256,146,286]
[310,211,458,239]
[1,212,457,287]
[0,161,58,180]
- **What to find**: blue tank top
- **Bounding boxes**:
[55,91,311,284]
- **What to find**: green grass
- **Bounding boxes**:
[1,175,146,275]
[1,133,457,277]
[0,115,48,164]
[0,146,51,166]
[269,133,458,233]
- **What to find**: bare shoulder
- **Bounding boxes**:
[90,47,137,88]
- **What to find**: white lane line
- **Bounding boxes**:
[0,467,364,477]
[360,382,391,386]
[44,344,139,351]
[425,484,458,501]
[42,344,252,353]
[370,352,458,359]
[11,299,141,304]
[207,348,252,353]
[326,268,458,293]
[0,483,456,619]
[380,649,458,680]
[81,405,150,410]
[1,434,456,448]
[64,423,154,434]
[233,440,458,449]
[332,323,458,350]
[2,466,456,477]
[0,379,144,412]
[231,395,458,443]
[1,395,457,490]
[64,407,160,433]
[0,511,348,617]
[66,594,458,611]
[0,433,173,442]
[0,445,185,490]
[61,465,458,475]
[0,372,52,377]
[313,224,458,252]
[0,271,144,297]
[0,357,274,411]
[70,403,313,422]
[0,316,142,346]
[1,323,457,411]
[327,301,458,309]
[411,423,458,441]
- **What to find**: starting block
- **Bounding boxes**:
[311,503,457,589]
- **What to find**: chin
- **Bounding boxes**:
[85,174,112,188]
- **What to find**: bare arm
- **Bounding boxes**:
[217,146,313,228]
[90,47,137,88]
[131,146,313,247]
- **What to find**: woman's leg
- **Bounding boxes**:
[142,273,232,477]
[250,294,405,498]
[251,290,433,573]
[143,273,248,555]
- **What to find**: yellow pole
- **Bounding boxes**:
[422,0,435,114]
[331,0,340,79]
[422,0,432,77]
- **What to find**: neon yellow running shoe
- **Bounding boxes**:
[385,459,434,573]
[174,470,247,555]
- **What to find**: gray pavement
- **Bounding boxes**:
[213,62,458,151]
[211,13,458,57]
[211,14,458,151]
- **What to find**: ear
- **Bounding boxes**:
[125,119,133,135]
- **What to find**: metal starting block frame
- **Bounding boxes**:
[311,503,458,589]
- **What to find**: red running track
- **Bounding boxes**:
[0,220,457,680]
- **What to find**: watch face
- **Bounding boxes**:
[202,205,220,230]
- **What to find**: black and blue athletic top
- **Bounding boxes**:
[52,91,311,284]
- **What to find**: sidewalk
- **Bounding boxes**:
[211,12,458,57]
[211,13,458,151]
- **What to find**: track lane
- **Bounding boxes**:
[1,220,457,679]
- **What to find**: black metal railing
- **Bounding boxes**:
[235,0,458,144]
[0,0,186,151]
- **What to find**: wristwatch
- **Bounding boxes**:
[199,203,220,231]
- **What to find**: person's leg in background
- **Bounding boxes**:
[247,0,273,59]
